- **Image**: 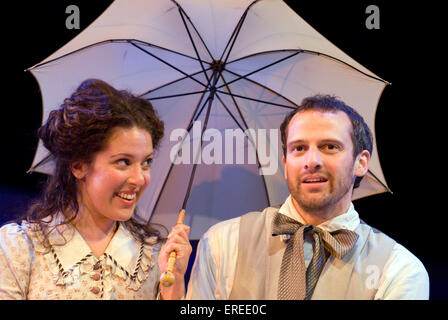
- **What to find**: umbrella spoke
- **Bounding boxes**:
[130,39,209,64]
[28,154,54,173]
[182,95,215,209]
[216,90,295,110]
[151,89,212,216]
[217,51,301,89]
[214,93,245,132]
[215,92,272,206]
[177,7,211,84]
[29,39,207,71]
[146,90,208,101]
[219,0,259,64]
[130,41,208,88]
[223,68,299,109]
[151,59,221,214]
[367,169,393,194]
[173,1,214,69]
[218,74,252,131]
[226,49,389,84]
[181,61,226,208]
[141,67,212,97]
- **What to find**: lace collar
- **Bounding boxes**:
[22,214,160,290]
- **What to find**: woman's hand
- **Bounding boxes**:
[158,223,192,300]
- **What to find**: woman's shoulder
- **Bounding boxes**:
[0,221,30,239]
[0,221,35,256]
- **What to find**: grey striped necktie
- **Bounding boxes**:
[272,211,359,300]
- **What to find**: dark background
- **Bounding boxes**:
[1,1,445,299]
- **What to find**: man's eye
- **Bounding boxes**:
[294,145,305,152]
[322,144,340,152]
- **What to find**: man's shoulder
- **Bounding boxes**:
[202,206,281,239]
[388,242,429,277]
[358,221,428,280]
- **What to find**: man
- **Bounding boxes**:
[186,95,429,300]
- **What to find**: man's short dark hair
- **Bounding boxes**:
[280,94,373,189]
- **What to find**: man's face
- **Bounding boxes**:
[283,110,367,214]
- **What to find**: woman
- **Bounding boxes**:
[0,79,191,299]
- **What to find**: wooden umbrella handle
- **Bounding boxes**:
[160,209,186,287]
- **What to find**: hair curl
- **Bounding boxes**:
[23,78,166,249]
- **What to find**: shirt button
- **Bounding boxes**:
[91,273,101,281]
[93,262,101,270]
[91,287,100,294]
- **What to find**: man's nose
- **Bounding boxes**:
[304,147,323,171]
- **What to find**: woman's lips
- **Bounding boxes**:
[115,192,137,206]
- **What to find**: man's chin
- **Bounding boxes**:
[292,192,332,212]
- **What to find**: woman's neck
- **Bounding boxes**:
[71,208,118,258]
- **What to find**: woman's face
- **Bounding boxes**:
[73,126,154,224]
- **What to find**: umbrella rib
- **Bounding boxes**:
[214,94,245,132]
[180,63,225,209]
[140,67,212,96]
[215,93,271,206]
[216,90,295,110]
[216,75,271,206]
[150,90,211,217]
[219,0,259,64]
[226,49,389,85]
[129,41,208,88]
[147,90,208,101]
[223,69,299,109]
[181,95,215,210]
[27,154,54,173]
[367,169,393,194]
[151,62,220,216]
[27,39,207,71]
[217,51,301,89]
[177,6,211,84]
[130,39,209,64]
[173,0,214,63]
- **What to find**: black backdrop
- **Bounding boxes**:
[1,1,445,299]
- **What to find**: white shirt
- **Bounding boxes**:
[186,196,429,300]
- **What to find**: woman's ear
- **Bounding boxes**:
[71,161,88,180]
[354,150,370,178]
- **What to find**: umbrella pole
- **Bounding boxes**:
[160,209,186,287]
[160,67,221,288]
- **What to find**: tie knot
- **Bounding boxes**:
[271,212,359,259]
[271,211,305,235]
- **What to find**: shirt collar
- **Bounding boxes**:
[46,216,140,273]
[278,195,360,232]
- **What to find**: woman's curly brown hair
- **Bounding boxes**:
[24,78,165,249]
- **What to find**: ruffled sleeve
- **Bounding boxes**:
[0,223,34,299]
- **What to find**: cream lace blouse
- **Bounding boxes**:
[0,216,162,299]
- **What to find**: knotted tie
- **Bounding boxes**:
[272,212,359,300]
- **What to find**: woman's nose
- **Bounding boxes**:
[127,165,146,187]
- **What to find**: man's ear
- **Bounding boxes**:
[282,155,287,180]
[354,150,370,178]
[71,161,88,180]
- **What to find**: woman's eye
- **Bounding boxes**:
[143,158,153,167]
[117,159,130,166]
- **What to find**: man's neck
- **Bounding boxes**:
[290,197,351,226]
